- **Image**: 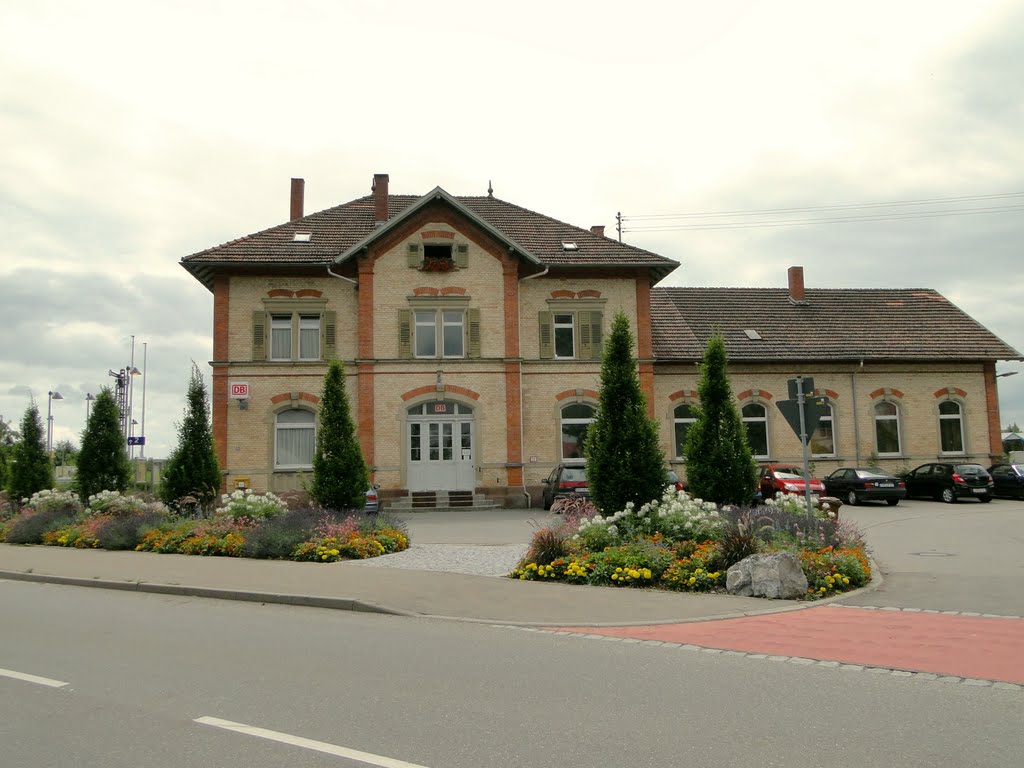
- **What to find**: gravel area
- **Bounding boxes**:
[350,543,529,577]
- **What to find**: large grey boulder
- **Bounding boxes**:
[726,552,808,599]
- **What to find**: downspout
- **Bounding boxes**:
[327,263,358,287]
[517,260,550,507]
[851,359,864,464]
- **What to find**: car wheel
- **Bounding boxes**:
[847,490,859,506]
[941,488,956,504]
[542,494,551,511]
[886,498,899,506]
[978,496,992,504]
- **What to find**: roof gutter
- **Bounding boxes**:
[326,263,357,287]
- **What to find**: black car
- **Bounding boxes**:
[540,464,589,510]
[905,462,994,503]
[988,464,1024,499]
[824,467,907,506]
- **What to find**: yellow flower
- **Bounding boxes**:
[843,578,850,585]
[615,567,623,573]
[612,574,619,580]
[629,569,640,579]
[820,587,826,592]
[688,577,696,585]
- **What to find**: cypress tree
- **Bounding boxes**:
[160,363,221,511]
[585,311,666,515]
[311,359,369,511]
[8,403,53,503]
[76,388,131,500]
[684,333,757,505]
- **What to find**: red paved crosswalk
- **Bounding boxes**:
[553,606,1024,684]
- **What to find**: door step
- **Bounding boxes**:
[388,490,500,511]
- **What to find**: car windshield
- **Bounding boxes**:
[855,469,889,478]
[561,467,587,482]
[954,464,986,475]
[666,470,680,483]
[774,469,805,479]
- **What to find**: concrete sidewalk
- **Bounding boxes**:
[0,543,806,627]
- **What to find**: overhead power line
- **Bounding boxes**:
[623,204,1024,232]
[621,193,1024,233]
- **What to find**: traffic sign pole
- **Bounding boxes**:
[795,376,814,523]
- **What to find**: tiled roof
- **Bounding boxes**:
[652,287,1022,362]
[181,191,678,284]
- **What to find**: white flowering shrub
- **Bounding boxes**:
[24,489,83,515]
[574,488,724,546]
[87,490,145,516]
[215,489,287,520]
[764,492,835,519]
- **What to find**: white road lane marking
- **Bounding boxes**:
[194,716,433,767]
[0,667,69,688]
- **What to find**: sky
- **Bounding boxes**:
[1,0,1022,458]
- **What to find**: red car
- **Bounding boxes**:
[759,465,825,500]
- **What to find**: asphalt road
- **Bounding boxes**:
[838,496,1024,615]
[2,580,1022,768]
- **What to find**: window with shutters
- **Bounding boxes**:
[539,299,606,360]
[253,299,333,362]
[408,241,470,271]
[399,296,479,359]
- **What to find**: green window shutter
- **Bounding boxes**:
[407,243,421,268]
[323,311,337,359]
[538,311,553,359]
[398,309,412,359]
[590,311,603,359]
[252,311,267,360]
[578,311,592,359]
[467,308,481,358]
[455,243,469,269]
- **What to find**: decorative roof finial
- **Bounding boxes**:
[487,179,493,198]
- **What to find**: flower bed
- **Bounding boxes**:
[511,489,869,600]
[0,489,409,563]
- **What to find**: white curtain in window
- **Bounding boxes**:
[299,315,320,359]
[276,410,315,467]
[271,315,291,359]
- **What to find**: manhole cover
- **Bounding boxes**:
[910,551,955,557]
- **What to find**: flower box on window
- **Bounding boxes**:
[420,256,457,273]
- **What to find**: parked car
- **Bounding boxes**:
[541,464,589,510]
[823,467,906,506]
[672,470,763,505]
[987,463,1024,499]
[365,484,381,514]
[758,465,825,500]
[905,462,994,503]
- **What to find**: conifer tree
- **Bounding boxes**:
[684,333,757,505]
[8,403,53,502]
[160,363,220,511]
[585,311,666,515]
[76,388,131,500]
[311,359,369,511]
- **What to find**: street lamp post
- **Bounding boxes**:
[85,392,96,422]
[46,390,63,455]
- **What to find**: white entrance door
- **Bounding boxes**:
[406,401,475,491]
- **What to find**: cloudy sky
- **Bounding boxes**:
[2,0,1022,458]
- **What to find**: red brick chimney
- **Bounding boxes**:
[590,225,605,237]
[788,266,807,304]
[290,178,304,221]
[373,173,389,224]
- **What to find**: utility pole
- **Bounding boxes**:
[616,211,622,242]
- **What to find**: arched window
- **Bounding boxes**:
[874,401,902,456]
[810,404,835,457]
[275,409,316,469]
[938,400,965,454]
[560,403,595,463]
[741,403,769,459]
[673,403,697,459]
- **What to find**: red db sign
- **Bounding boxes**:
[230,382,250,399]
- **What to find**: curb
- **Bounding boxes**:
[0,570,418,618]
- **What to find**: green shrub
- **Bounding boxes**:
[5,506,80,544]
[95,511,166,551]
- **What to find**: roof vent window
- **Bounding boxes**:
[743,329,763,340]
[561,242,578,251]
[293,233,312,242]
